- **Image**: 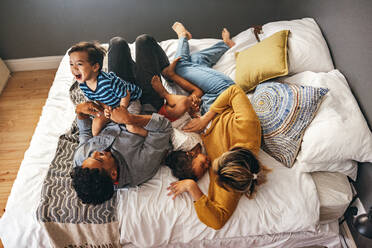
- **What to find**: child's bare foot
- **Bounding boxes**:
[151,75,168,98]
[222,28,235,48]
[161,57,181,80]
[172,22,192,40]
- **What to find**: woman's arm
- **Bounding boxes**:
[162,57,203,98]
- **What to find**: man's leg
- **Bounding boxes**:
[108,37,136,82]
[135,34,169,111]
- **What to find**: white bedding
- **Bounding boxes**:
[0,19,350,247]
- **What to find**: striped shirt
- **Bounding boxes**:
[79,71,142,107]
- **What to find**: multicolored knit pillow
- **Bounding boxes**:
[251,81,328,167]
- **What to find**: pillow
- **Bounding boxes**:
[282,70,372,177]
[235,30,289,92]
[260,18,334,74]
[251,81,328,167]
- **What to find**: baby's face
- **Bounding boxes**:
[69,51,99,83]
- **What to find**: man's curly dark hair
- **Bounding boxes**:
[165,150,198,181]
[71,166,114,205]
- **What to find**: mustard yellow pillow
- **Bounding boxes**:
[235,30,289,92]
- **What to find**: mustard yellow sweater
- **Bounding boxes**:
[194,85,261,229]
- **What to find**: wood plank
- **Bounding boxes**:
[0,69,56,248]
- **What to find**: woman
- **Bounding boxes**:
[166,85,269,230]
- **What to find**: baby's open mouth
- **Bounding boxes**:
[75,74,82,80]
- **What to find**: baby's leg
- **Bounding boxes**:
[92,115,110,136]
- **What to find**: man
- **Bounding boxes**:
[71,34,173,205]
[72,98,172,205]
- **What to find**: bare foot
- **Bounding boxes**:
[172,22,192,40]
[222,28,235,48]
[151,75,169,98]
[161,57,180,80]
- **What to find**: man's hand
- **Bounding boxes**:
[104,106,130,124]
[76,102,103,119]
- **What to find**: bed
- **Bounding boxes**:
[1,18,372,248]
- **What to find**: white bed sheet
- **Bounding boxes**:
[0,37,342,248]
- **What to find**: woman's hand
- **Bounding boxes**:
[182,117,206,133]
[183,110,217,133]
[167,179,203,200]
[76,102,103,119]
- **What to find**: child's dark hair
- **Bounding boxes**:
[68,41,106,70]
[71,166,114,205]
[165,150,198,181]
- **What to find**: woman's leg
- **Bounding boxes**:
[108,37,136,82]
[190,41,230,68]
[135,34,169,111]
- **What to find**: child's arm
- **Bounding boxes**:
[162,57,203,98]
[107,91,148,137]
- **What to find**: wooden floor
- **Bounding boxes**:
[0,69,56,247]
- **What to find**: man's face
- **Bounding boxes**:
[189,144,210,180]
[82,151,118,181]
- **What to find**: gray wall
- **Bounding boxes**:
[1,0,371,206]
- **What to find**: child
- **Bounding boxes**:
[68,41,146,136]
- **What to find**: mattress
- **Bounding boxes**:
[312,172,353,223]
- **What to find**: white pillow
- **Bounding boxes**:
[261,18,334,75]
[283,70,372,179]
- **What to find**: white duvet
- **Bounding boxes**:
[1,34,323,247]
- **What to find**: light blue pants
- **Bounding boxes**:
[175,37,235,114]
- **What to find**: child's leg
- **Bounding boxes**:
[92,115,110,136]
[151,75,190,119]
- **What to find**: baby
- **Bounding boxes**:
[69,41,146,136]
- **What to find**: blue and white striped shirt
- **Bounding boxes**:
[79,71,142,107]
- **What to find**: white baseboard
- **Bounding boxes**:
[4,56,64,72]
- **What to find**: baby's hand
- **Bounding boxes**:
[104,106,112,119]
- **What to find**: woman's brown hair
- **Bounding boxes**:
[213,147,270,199]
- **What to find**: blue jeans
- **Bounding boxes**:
[175,37,235,114]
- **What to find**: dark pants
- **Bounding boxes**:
[108,35,169,111]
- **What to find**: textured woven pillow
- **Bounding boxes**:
[251,81,328,167]
[235,30,289,92]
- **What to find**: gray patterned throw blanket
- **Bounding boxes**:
[36,82,120,248]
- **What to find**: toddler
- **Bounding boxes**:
[68,41,146,136]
